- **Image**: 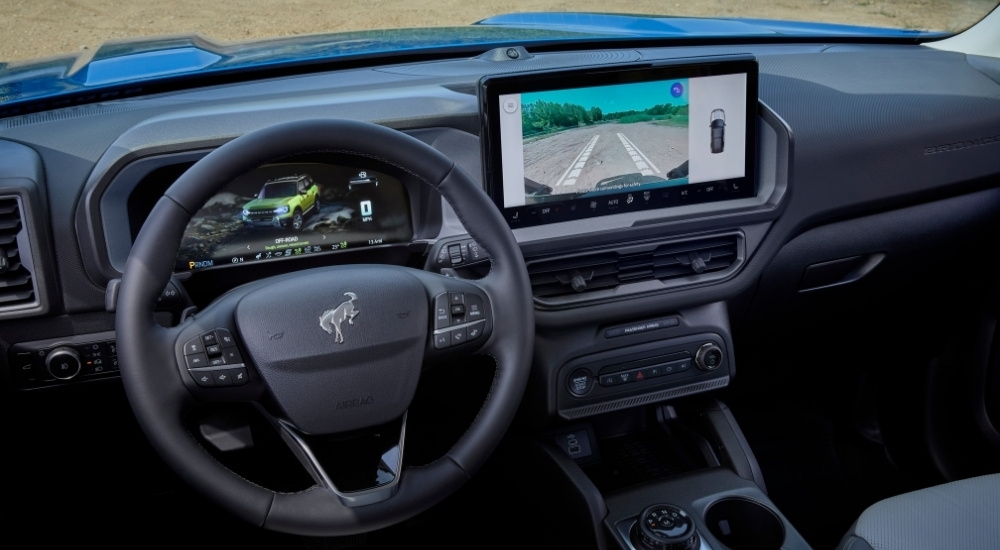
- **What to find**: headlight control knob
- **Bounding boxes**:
[633,504,699,550]
[695,342,723,371]
[46,347,82,380]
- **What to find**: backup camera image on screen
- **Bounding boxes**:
[174,163,412,272]
[519,79,691,200]
[496,72,748,210]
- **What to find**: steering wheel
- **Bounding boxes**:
[115,120,534,536]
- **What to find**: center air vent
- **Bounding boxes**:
[527,233,742,303]
[0,197,38,310]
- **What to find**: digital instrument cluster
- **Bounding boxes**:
[174,162,413,272]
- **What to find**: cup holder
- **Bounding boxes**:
[703,497,785,550]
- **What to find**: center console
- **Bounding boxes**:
[606,468,804,550]
[501,399,811,550]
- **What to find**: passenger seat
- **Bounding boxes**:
[837,473,1000,549]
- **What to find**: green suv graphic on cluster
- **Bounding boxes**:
[241,174,320,230]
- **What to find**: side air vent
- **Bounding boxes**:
[527,232,743,306]
[0,197,38,310]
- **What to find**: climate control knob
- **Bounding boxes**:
[695,343,723,371]
[633,504,699,550]
[45,347,82,380]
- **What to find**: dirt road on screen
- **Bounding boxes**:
[525,123,688,194]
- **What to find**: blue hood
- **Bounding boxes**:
[0,13,944,112]
[475,12,941,38]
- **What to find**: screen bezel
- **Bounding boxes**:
[479,56,759,228]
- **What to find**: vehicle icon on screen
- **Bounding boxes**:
[241,174,321,231]
[710,109,726,154]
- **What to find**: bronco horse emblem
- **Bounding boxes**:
[319,292,360,344]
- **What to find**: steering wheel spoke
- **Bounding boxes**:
[274,412,408,508]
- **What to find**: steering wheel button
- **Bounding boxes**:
[434,294,451,328]
[216,329,237,348]
[201,332,219,346]
[434,332,452,350]
[229,367,249,386]
[450,304,466,316]
[436,246,450,266]
[466,240,484,261]
[222,348,243,364]
[183,337,205,355]
[209,357,227,367]
[449,292,464,305]
[448,244,464,265]
[468,324,483,340]
[466,295,484,320]
[450,327,468,346]
[191,370,215,387]
[205,344,222,357]
[185,353,209,369]
[212,370,234,387]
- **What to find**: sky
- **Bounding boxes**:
[521,79,689,114]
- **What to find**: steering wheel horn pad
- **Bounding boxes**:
[236,266,428,435]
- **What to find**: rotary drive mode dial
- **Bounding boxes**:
[633,504,699,550]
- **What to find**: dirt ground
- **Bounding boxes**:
[1,0,995,64]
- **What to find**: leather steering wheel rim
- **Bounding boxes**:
[115,119,534,536]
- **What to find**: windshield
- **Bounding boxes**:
[2,1,997,64]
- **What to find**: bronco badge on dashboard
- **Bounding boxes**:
[319,292,360,344]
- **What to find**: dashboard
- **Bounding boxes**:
[1,37,998,411]
[3,31,1000,548]
[3,40,999,407]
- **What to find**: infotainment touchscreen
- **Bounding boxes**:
[480,57,758,228]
